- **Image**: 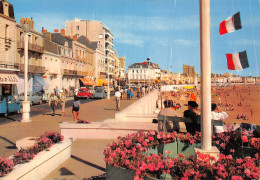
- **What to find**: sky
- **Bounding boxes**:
[10,0,260,77]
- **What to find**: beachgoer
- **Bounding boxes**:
[211,103,228,133]
[183,101,200,134]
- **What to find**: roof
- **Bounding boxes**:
[51,33,72,48]
[77,36,95,50]
[128,62,160,69]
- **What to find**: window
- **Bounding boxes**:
[5,24,9,39]
[76,26,79,30]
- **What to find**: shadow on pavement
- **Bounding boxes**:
[0,136,16,146]
[71,155,106,172]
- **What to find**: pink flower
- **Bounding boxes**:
[241,136,248,143]
[165,151,172,155]
[231,176,243,180]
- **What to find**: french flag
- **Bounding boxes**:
[226,51,249,70]
[219,12,242,35]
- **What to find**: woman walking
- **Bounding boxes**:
[72,96,80,122]
[60,92,66,116]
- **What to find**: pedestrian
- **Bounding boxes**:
[130,88,134,99]
[60,91,66,116]
[127,88,130,100]
[55,86,59,97]
[115,88,121,111]
[183,101,200,134]
[72,96,80,122]
[49,93,58,116]
[137,88,140,99]
[211,103,228,133]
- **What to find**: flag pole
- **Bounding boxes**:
[200,0,212,150]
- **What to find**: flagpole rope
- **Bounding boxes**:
[248,0,259,76]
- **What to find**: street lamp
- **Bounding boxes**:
[21,23,31,122]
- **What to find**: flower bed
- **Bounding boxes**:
[0,131,72,179]
[104,130,260,180]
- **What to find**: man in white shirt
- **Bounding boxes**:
[115,89,121,111]
[211,103,228,133]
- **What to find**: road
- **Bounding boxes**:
[0,92,115,124]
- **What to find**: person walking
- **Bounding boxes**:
[127,88,131,100]
[130,88,134,99]
[49,93,58,116]
[115,88,121,111]
[72,96,80,122]
[60,91,66,116]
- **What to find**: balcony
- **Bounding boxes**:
[105,31,114,39]
[5,38,12,47]
[105,39,114,47]
[62,69,77,76]
[17,64,46,74]
[77,71,88,76]
[17,41,44,53]
[105,46,114,54]
[0,62,19,71]
[106,56,114,61]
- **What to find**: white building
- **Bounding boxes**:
[127,61,161,85]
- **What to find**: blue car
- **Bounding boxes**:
[0,95,22,115]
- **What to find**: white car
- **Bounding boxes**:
[17,92,43,105]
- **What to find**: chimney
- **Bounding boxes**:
[73,35,78,41]
[20,17,34,30]
[42,27,47,33]
[60,29,65,36]
[54,29,59,33]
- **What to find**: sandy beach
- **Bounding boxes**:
[164,84,260,126]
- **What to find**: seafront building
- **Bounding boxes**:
[0,0,126,97]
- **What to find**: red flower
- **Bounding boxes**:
[241,136,248,143]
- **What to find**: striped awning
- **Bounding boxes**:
[0,73,19,84]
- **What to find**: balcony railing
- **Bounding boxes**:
[5,38,12,47]
[16,63,46,74]
[62,69,77,76]
[17,41,44,53]
[77,71,88,76]
[0,61,19,70]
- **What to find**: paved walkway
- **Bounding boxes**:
[0,94,140,179]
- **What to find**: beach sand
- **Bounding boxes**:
[165,84,260,126]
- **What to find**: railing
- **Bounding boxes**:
[5,38,12,47]
[17,41,44,53]
[62,69,77,76]
[77,71,88,76]
[0,62,19,70]
[18,64,46,74]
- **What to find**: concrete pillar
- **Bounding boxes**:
[200,0,212,150]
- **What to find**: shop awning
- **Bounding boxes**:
[0,73,19,84]
[80,78,89,86]
[98,79,108,86]
[33,75,49,92]
[88,79,96,85]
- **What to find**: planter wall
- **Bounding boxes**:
[157,141,201,158]
[1,138,72,180]
[106,164,171,180]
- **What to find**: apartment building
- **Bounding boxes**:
[16,17,45,95]
[0,0,19,96]
[66,19,114,85]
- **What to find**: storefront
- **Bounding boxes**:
[0,73,19,96]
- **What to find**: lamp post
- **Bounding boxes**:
[21,23,31,122]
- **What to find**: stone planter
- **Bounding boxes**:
[1,138,72,180]
[158,141,178,157]
[106,164,172,180]
[177,141,201,157]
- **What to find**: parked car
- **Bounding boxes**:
[76,88,93,99]
[17,92,43,105]
[93,88,106,99]
[0,95,22,116]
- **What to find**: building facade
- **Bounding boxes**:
[0,0,19,96]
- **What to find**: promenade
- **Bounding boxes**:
[0,94,139,180]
